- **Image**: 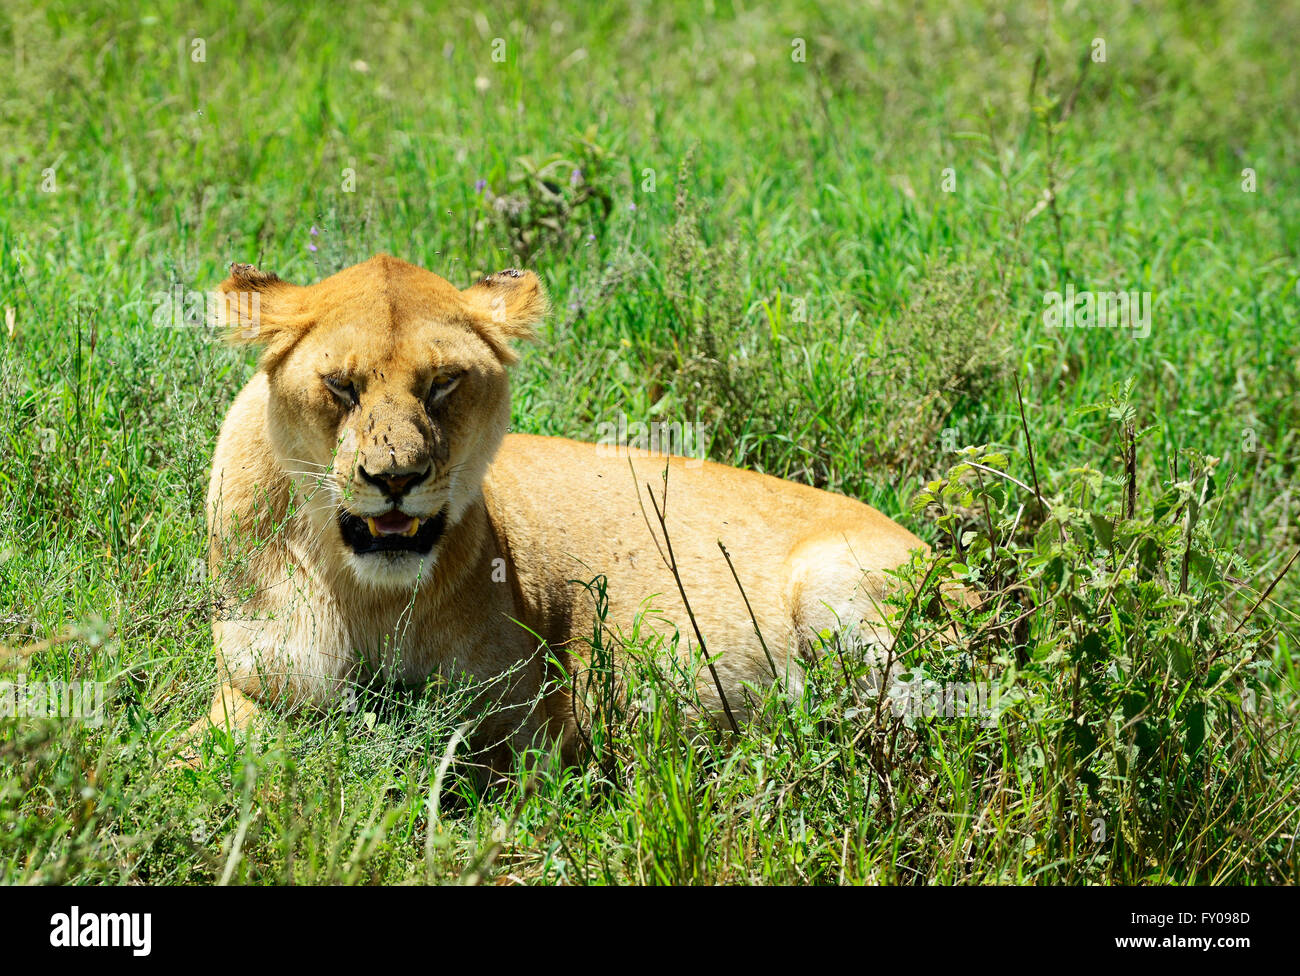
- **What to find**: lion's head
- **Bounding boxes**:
[216,254,547,588]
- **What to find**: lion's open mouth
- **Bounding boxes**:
[337,507,448,555]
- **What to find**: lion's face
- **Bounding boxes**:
[270,312,509,588]
[217,256,546,588]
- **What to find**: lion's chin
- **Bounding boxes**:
[336,506,448,589]
[343,548,435,589]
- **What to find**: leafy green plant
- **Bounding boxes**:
[478,127,616,265]
[908,391,1297,881]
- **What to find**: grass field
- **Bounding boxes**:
[2,0,1298,884]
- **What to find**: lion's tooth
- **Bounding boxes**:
[405,518,421,537]
[366,517,379,536]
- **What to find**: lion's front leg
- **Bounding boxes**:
[191,682,261,735]
[211,601,360,713]
[453,643,563,783]
[174,607,354,765]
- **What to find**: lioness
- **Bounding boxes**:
[202,254,932,771]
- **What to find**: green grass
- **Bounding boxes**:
[1,0,1298,884]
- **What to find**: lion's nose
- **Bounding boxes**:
[359,464,431,500]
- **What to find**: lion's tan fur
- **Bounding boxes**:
[202,254,931,769]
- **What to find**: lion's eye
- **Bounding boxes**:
[323,376,358,407]
[426,373,463,406]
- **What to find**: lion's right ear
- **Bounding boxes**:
[461,268,548,365]
[213,263,313,366]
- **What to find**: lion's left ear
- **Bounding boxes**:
[213,263,314,369]
[461,269,548,364]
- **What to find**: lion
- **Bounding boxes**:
[199,254,939,774]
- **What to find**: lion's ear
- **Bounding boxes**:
[214,263,313,367]
[461,269,548,364]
